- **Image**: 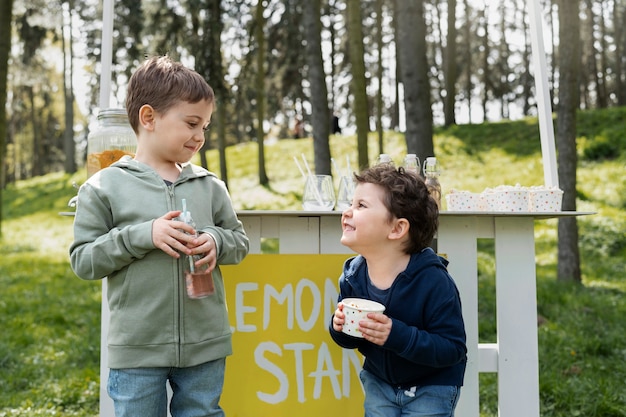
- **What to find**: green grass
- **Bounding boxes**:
[1,107,626,416]
[0,173,102,416]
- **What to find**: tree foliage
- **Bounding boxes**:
[3,0,626,179]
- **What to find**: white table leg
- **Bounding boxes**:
[494,217,540,417]
[438,216,480,417]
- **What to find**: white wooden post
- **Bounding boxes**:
[528,0,559,188]
[99,286,113,416]
[98,2,114,410]
[437,216,481,417]
[494,217,540,416]
[99,0,114,110]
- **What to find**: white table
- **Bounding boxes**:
[97,210,589,417]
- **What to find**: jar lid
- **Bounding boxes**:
[97,108,128,119]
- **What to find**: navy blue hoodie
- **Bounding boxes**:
[329,248,467,388]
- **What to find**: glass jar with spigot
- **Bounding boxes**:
[86,108,136,177]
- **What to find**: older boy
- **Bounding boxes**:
[70,56,249,417]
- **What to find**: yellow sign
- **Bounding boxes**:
[221,254,364,417]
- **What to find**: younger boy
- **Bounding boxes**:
[70,56,249,417]
[329,163,466,417]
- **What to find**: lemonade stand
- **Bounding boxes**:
[90,1,588,416]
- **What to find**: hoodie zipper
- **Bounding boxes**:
[167,182,183,366]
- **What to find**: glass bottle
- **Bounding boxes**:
[86,108,136,177]
[423,157,442,208]
[403,154,421,177]
[180,199,214,299]
[375,154,394,166]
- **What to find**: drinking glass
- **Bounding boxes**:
[302,175,335,211]
[335,176,355,211]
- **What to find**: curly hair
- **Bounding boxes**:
[354,164,439,253]
[125,55,215,133]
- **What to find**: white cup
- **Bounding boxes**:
[341,298,386,338]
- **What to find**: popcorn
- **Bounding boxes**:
[489,184,529,212]
[528,186,563,212]
[444,185,563,212]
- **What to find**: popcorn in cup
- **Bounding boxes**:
[497,188,529,212]
[341,298,386,338]
[528,187,563,212]
[484,184,529,212]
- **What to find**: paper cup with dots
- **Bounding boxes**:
[529,188,563,212]
[446,190,486,211]
[341,298,386,338]
[497,189,529,212]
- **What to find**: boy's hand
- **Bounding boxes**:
[332,303,346,332]
[152,211,196,258]
[360,313,392,346]
[186,233,217,272]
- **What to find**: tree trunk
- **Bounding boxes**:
[346,0,370,169]
[463,0,472,124]
[498,0,508,119]
[548,0,557,111]
[29,87,41,177]
[614,0,625,105]
[396,0,433,165]
[481,4,489,122]
[444,0,457,126]
[556,0,581,284]
[326,0,338,117]
[302,0,331,175]
[391,4,400,131]
[63,0,76,174]
[583,0,606,108]
[375,0,384,155]
[188,0,209,172]
[0,0,14,236]
[255,0,269,185]
[520,2,533,116]
[207,0,229,186]
[598,0,609,107]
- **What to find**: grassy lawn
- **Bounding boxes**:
[1,108,625,416]
[1,173,102,416]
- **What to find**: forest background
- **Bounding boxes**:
[3,0,625,178]
[0,2,624,283]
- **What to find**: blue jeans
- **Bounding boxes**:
[107,358,226,417]
[360,369,461,417]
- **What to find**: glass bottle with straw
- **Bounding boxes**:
[181,199,214,298]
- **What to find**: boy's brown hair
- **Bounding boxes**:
[125,55,215,133]
[354,164,438,253]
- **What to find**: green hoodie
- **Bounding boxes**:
[70,156,249,368]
